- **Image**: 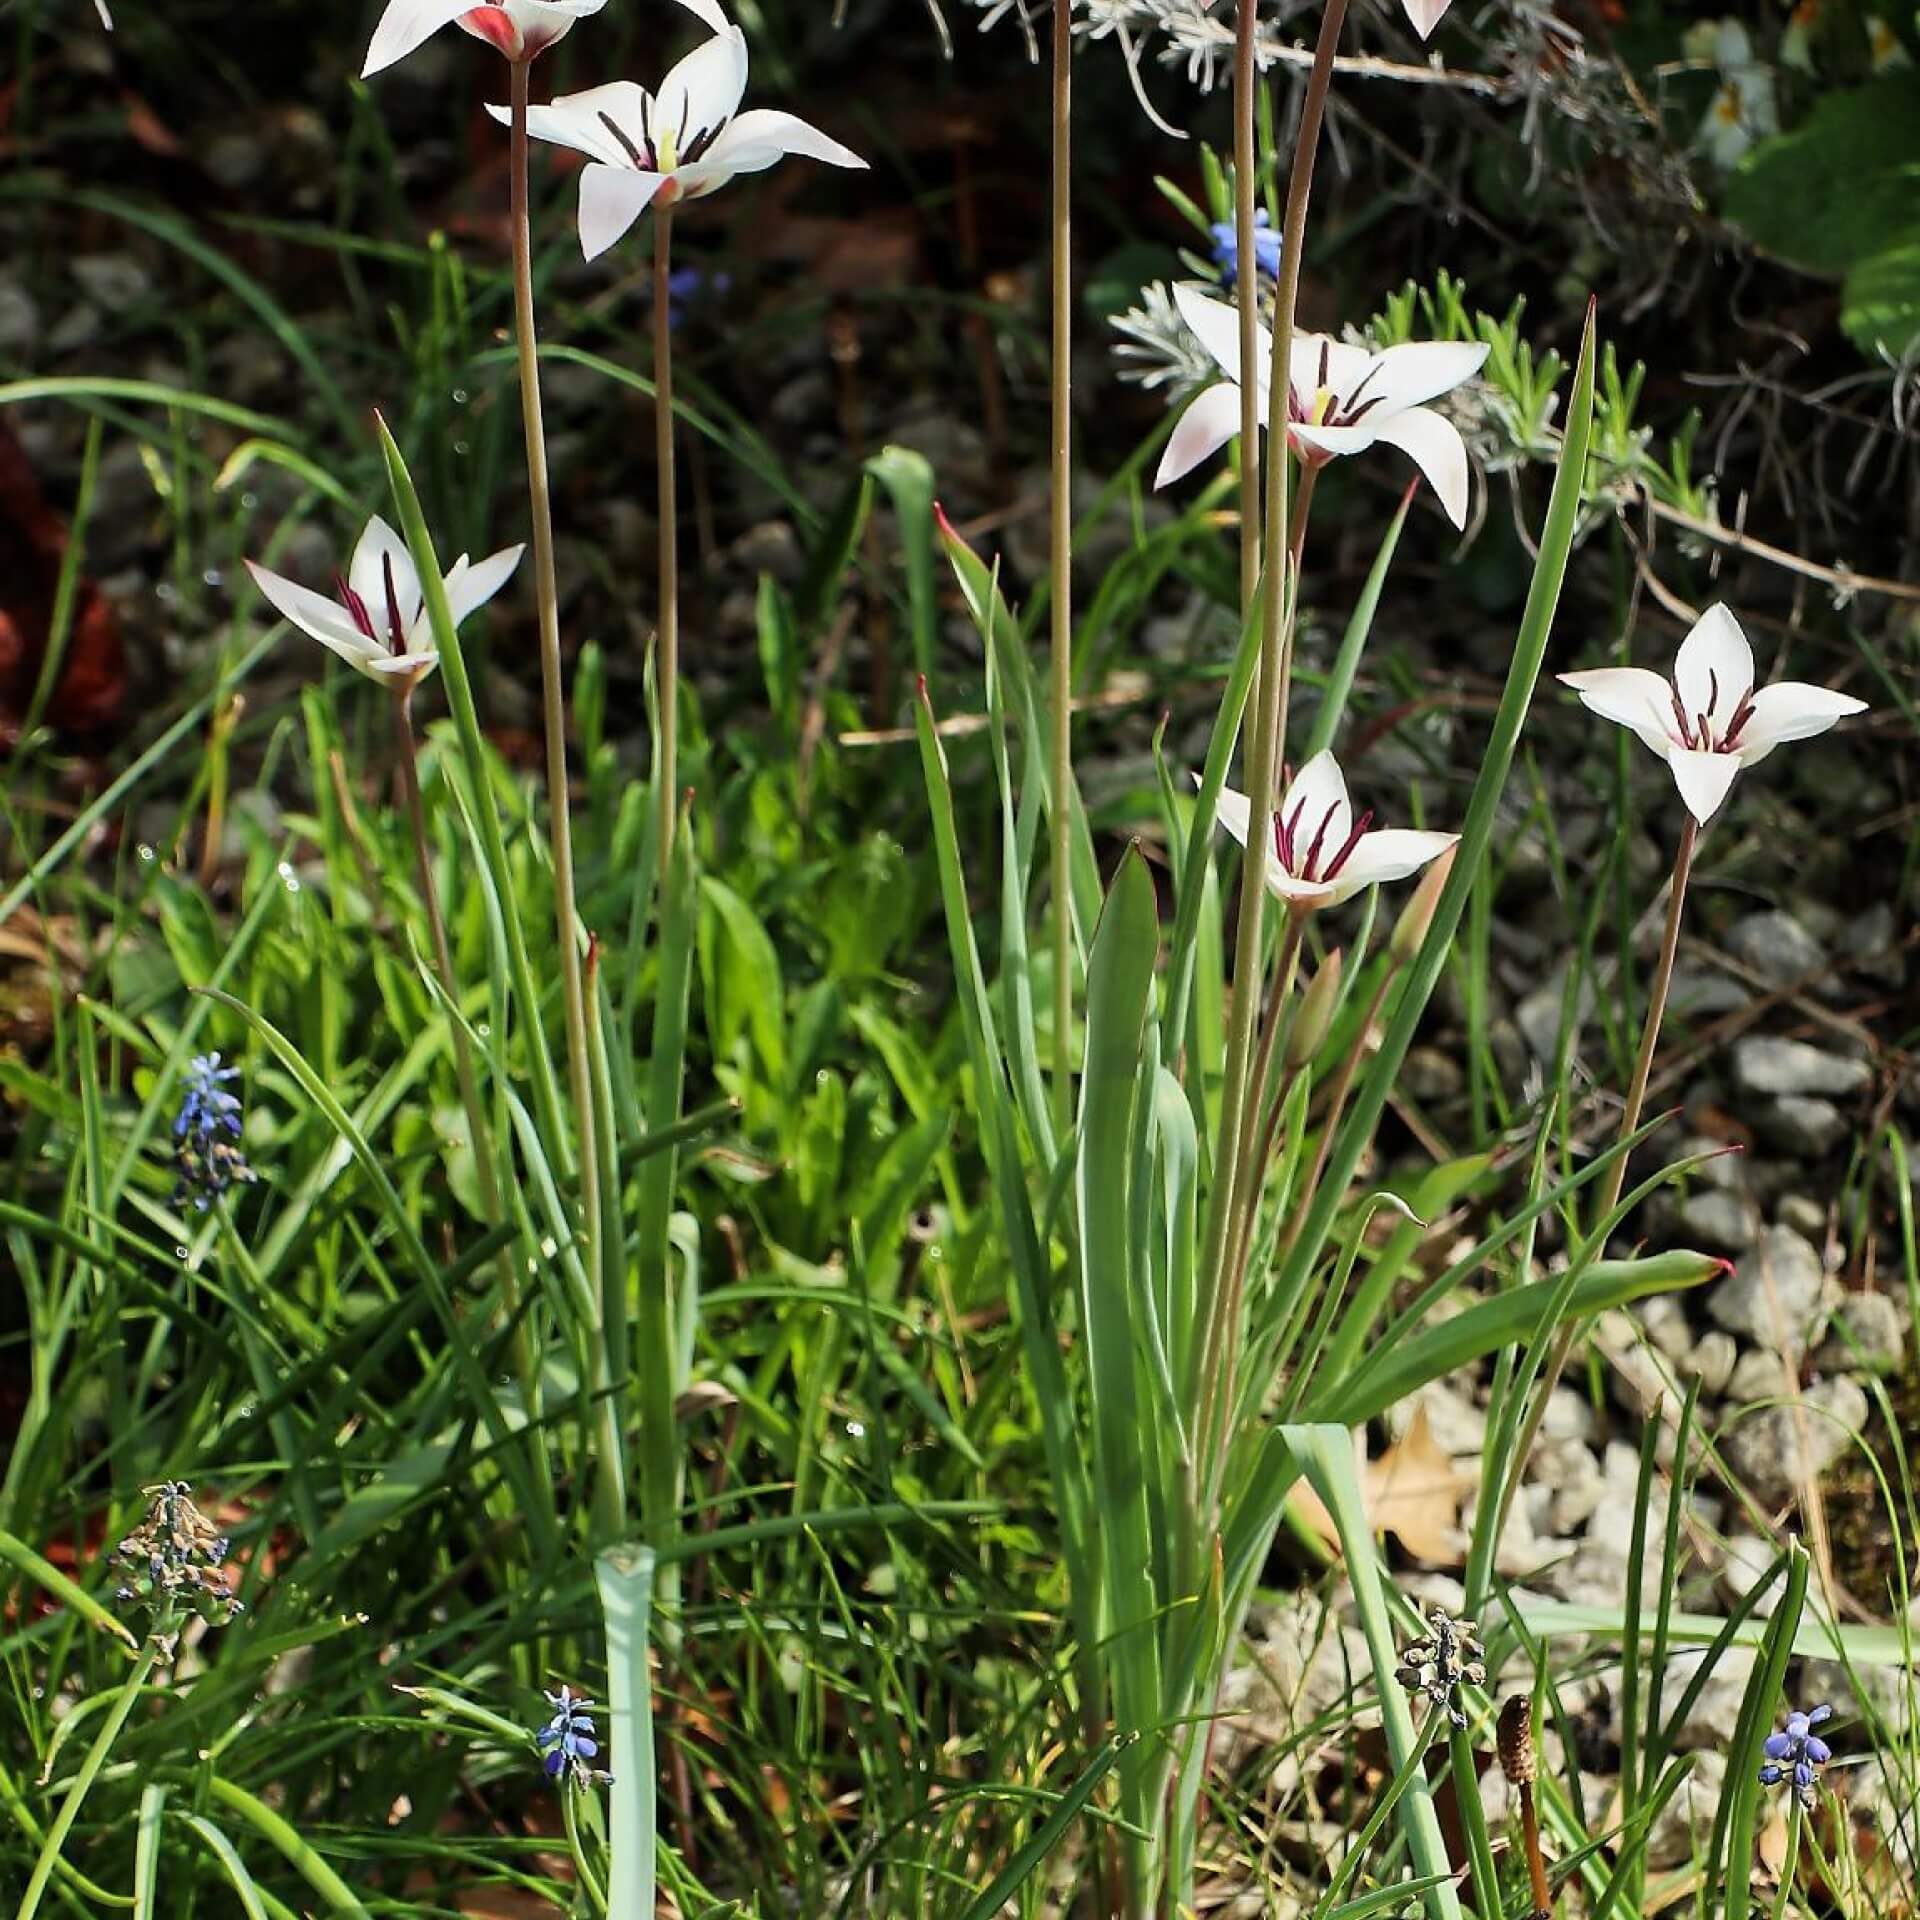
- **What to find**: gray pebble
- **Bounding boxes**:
[1708,1225,1831,1356]
[1812,1293,1906,1376]
[1731,1037,1871,1100]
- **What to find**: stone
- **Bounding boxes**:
[730,519,804,585]
[1840,901,1905,988]
[204,131,266,188]
[0,277,38,354]
[1727,1350,1793,1402]
[1638,1293,1695,1362]
[1517,971,1592,1063]
[1800,1655,1912,1737]
[1612,1341,1682,1422]
[1708,1226,1832,1357]
[1724,910,1829,991]
[1688,1330,1738,1397]
[1646,1750,1727,1868]
[1812,1292,1906,1375]
[1731,1037,1871,1100]
[1384,1381,1485,1456]
[1666,963,1750,1017]
[1541,1384,1597,1444]
[1538,1437,1605,1533]
[1718,1533,1783,1614]
[1403,1045,1466,1104]
[1775,1193,1827,1238]
[1756,1096,1850,1158]
[1679,1188,1757,1252]
[1721,1377,1870,1499]
[1660,1645,1757,1749]
[48,304,101,354]
[71,252,152,312]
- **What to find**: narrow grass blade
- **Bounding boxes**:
[0,1529,139,1650]
[183,1815,271,1920]
[1304,480,1415,759]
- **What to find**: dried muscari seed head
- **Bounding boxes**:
[111,1482,244,1630]
[1497,1694,1536,1784]
[1395,1603,1486,1729]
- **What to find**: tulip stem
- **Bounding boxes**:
[511,57,608,1525]
[1048,0,1073,1131]
[1232,0,1261,611]
[393,694,532,1383]
[1494,812,1698,1548]
[654,206,680,879]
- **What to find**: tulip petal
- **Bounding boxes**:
[444,544,526,627]
[1368,404,1474,528]
[1278,750,1352,865]
[1154,381,1244,489]
[246,561,378,665]
[1328,828,1459,897]
[1172,282,1262,390]
[578,163,667,257]
[1666,746,1743,825]
[1210,778,1254,852]
[671,0,732,28]
[1401,0,1452,37]
[1558,666,1677,759]
[348,516,420,632]
[701,108,866,175]
[362,650,439,683]
[363,0,478,77]
[1364,339,1489,414]
[1672,602,1755,731]
[487,82,658,167]
[1734,680,1868,765]
[654,27,749,153]
[1286,418,1378,460]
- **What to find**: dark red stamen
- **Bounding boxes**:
[598,109,649,168]
[1278,792,1309,873]
[1299,800,1343,881]
[1706,668,1720,717]
[336,573,376,640]
[382,552,407,656]
[1669,689,1697,750]
[1321,808,1375,881]
[1722,686,1757,750]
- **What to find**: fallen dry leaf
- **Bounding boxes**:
[1295,1405,1471,1565]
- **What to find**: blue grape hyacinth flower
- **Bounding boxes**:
[172,1054,256,1211]
[1209,208,1281,287]
[1759,1703,1833,1805]
[537,1686,612,1788]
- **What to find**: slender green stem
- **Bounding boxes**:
[510,56,600,1274]
[1232,0,1261,611]
[1048,0,1073,1131]
[394,694,538,1404]
[17,1634,164,1920]
[653,205,680,874]
[1498,813,1698,1538]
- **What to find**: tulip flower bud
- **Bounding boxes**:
[1391,843,1456,965]
[1286,949,1343,1071]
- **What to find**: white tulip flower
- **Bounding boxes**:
[1207,752,1458,910]
[1401,0,1452,38]
[1156,283,1489,528]
[1559,602,1867,826]
[363,0,683,79]
[485,19,867,259]
[245,516,523,694]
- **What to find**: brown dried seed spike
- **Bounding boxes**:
[1497,1694,1536,1785]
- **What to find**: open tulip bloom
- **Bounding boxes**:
[488,20,867,258]
[364,0,622,76]
[246,516,523,693]
[1208,752,1458,909]
[1156,283,1489,528]
[1559,603,1867,825]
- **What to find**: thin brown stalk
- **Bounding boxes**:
[1498,815,1699,1538]
[1232,0,1261,611]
